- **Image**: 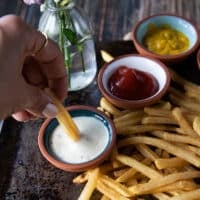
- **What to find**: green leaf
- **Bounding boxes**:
[63,28,77,45]
[59,0,72,6]
[77,42,83,52]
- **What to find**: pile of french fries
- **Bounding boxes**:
[73,68,200,200]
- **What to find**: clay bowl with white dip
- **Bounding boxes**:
[38,105,116,172]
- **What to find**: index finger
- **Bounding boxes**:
[27,30,67,100]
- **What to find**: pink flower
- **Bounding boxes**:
[23,0,44,5]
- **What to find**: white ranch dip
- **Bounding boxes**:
[50,116,109,164]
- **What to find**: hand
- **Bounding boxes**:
[0,15,67,121]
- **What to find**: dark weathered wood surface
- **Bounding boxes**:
[0,0,199,41]
[0,1,200,199]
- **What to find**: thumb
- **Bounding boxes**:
[22,84,58,118]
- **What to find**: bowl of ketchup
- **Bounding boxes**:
[98,54,170,109]
[197,48,200,70]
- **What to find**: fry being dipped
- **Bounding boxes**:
[46,89,80,141]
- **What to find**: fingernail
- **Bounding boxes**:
[42,103,58,118]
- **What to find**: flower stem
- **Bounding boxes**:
[77,43,85,72]
[58,13,64,54]
[64,46,72,87]
[58,11,72,88]
[54,0,87,89]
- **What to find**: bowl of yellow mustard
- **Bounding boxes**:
[132,14,199,64]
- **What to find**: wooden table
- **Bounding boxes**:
[0,1,200,199]
[0,0,199,41]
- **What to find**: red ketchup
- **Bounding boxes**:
[108,66,159,100]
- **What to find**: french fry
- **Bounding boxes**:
[78,168,100,200]
[112,160,124,169]
[163,168,179,175]
[169,86,186,98]
[144,107,172,117]
[154,157,188,169]
[45,89,80,141]
[153,180,197,193]
[155,148,163,157]
[170,188,200,200]
[113,168,130,178]
[136,144,159,162]
[184,83,200,96]
[111,145,122,169]
[73,172,88,184]
[126,178,138,187]
[97,180,130,200]
[175,127,198,136]
[187,145,200,156]
[152,131,200,148]
[131,153,144,161]
[100,97,121,117]
[169,191,185,196]
[116,154,163,179]
[114,117,142,129]
[185,90,200,102]
[100,50,114,62]
[116,124,178,135]
[99,163,116,173]
[170,94,200,113]
[118,136,200,167]
[97,106,111,117]
[168,86,185,98]
[171,107,196,136]
[161,150,170,158]
[128,170,200,195]
[114,110,144,123]
[193,116,200,136]
[184,115,199,125]
[169,68,200,92]
[116,168,137,183]
[101,195,110,200]
[153,193,171,200]
[100,175,133,197]
[142,116,177,125]
[153,100,172,110]
[184,165,197,171]
[114,112,144,128]
[97,106,104,112]
[141,157,153,166]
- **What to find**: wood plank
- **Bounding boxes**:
[0,0,199,41]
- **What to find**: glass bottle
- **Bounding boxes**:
[38,0,97,91]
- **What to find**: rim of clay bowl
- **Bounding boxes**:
[98,54,171,109]
[38,105,116,172]
[132,14,199,61]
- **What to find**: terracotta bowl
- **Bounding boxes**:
[132,14,199,64]
[197,48,200,69]
[97,54,170,109]
[38,105,116,172]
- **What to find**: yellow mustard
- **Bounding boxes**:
[143,23,189,55]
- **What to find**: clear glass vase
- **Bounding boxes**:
[38,0,97,91]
